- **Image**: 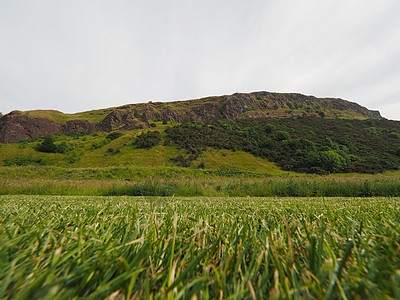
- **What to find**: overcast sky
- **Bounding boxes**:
[1,0,400,120]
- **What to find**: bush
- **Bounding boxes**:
[276,131,290,141]
[169,155,191,167]
[133,108,140,118]
[264,124,275,134]
[134,131,161,149]
[395,145,400,157]
[320,150,347,173]
[36,135,69,153]
[106,132,123,140]
[106,148,121,155]
[90,139,110,150]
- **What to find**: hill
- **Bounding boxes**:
[2,90,400,177]
[0,91,382,143]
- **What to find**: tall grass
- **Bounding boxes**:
[1,177,400,197]
[0,196,399,298]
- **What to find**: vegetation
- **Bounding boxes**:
[165,117,400,174]
[1,196,399,299]
[22,108,111,123]
[1,116,400,197]
[3,154,46,166]
[134,131,162,149]
[35,135,69,153]
[1,173,400,197]
[106,132,124,140]
[1,103,400,298]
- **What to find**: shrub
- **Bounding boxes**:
[106,132,123,140]
[264,124,275,134]
[36,135,69,153]
[197,162,205,169]
[134,131,161,149]
[90,139,110,150]
[133,108,140,118]
[388,132,400,139]
[106,148,121,155]
[276,131,290,141]
[395,145,400,157]
[320,150,347,173]
[169,155,191,167]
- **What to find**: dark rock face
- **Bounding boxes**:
[97,110,148,132]
[63,120,97,135]
[0,111,62,143]
[0,91,383,143]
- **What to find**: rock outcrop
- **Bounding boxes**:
[0,111,62,143]
[0,91,383,143]
[63,120,97,135]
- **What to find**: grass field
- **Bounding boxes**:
[1,172,400,197]
[1,196,399,299]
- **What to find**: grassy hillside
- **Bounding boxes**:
[1,115,400,197]
[1,117,400,175]
[0,121,287,175]
[165,117,400,174]
[22,108,114,123]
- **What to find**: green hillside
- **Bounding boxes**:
[1,117,400,175]
[0,128,282,175]
[1,92,400,197]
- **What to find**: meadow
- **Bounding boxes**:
[1,167,400,197]
[1,195,399,299]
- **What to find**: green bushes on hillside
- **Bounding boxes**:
[134,131,161,149]
[165,117,400,174]
[106,132,124,140]
[35,135,69,153]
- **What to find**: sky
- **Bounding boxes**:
[1,0,400,120]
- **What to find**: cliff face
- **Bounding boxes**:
[0,91,382,143]
[0,111,62,144]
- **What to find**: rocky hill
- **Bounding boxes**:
[0,91,382,143]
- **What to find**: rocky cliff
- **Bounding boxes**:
[0,91,382,143]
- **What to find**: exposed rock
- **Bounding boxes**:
[0,91,383,143]
[97,109,148,132]
[63,120,97,135]
[0,111,62,143]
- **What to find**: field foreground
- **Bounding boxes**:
[1,196,399,299]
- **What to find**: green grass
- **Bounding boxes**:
[22,108,113,123]
[194,149,287,175]
[2,176,400,197]
[0,128,291,172]
[0,196,399,298]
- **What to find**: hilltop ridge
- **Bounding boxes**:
[0,91,382,143]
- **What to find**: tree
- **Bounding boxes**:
[134,131,161,149]
[320,150,347,173]
[36,135,57,153]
